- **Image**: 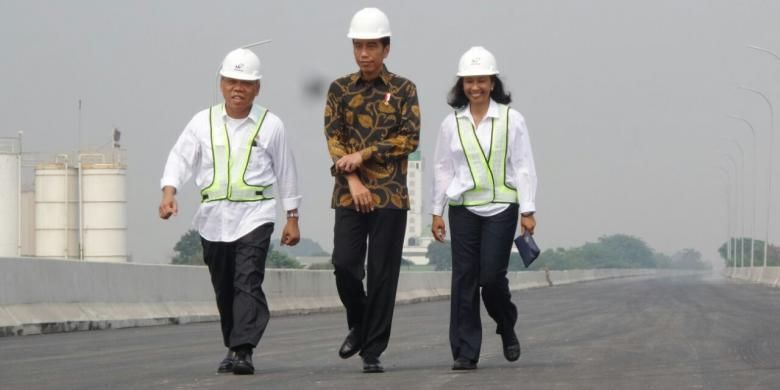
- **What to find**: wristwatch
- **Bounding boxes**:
[286,210,299,219]
[521,212,535,217]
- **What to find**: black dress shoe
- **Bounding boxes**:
[217,350,236,373]
[233,350,254,375]
[362,356,384,373]
[501,330,521,362]
[339,327,361,359]
[452,357,477,370]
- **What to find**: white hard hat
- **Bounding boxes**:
[219,48,262,81]
[456,46,499,77]
[347,8,392,39]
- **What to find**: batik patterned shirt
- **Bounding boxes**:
[324,66,420,209]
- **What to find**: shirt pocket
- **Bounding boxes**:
[247,142,270,170]
[241,143,270,186]
[377,94,401,128]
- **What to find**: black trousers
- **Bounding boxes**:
[448,204,519,362]
[201,223,273,350]
[332,208,407,359]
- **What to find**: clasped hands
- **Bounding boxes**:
[336,152,375,213]
[335,151,363,174]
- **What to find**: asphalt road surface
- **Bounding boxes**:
[2,274,780,390]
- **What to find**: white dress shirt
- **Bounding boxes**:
[161,104,301,242]
[432,99,537,217]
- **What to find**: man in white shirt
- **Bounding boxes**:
[158,48,301,376]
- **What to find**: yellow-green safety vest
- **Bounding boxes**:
[200,104,274,203]
[450,104,518,206]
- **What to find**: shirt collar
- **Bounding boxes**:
[349,64,392,87]
[456,99,500,122]
[220,103,261,123]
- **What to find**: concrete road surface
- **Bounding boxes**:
[2,274,780,389]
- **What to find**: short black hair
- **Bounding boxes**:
[447,75,512,109]
[351,37,390,47]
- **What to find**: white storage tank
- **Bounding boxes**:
[82,162,127,262]
[35,163,79,258]
[0,139,20,257]
[20,190,35,256]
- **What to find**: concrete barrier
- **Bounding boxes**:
[0,256,656,337]
[725,267,780,288]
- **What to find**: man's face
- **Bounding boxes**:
[352,39,389,77]
[462,76,494,106]
[220,77,260,114]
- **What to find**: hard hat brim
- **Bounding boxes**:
[347,32,392,39]
[219,70,262,81]
[456,70,499,77]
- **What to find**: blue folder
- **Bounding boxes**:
[514,232,540,268]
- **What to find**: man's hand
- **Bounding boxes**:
[159,186,178,220]
[432,215,447,242]
[281,217,300,246]
[520,214,536,235]
[336,151,363,173]
[347,174,374,213]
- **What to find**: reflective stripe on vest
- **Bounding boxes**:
[450,104,518,206]
[200,104,273,203]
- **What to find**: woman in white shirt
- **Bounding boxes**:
[431,46,538,370]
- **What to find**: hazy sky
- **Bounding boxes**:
[2,0,779,265]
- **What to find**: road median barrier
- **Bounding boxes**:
[1,257,659,336]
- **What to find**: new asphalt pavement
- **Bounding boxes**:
[2,273,779,389]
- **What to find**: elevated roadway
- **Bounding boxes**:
[2,274,779,389]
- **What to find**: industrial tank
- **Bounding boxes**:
[81,162,127,262]
[34,162,79,258]
[20,190,35,256]
[0,139,20,257]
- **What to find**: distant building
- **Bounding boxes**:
[403,150,433,265]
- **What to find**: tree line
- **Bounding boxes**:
[717,238,780,267]
[427,234,712,271]
[172,230,724,271]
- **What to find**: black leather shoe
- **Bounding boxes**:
[452,357,477,370]
[362,356,384,373]
[217,350,235,373]
[233,350,254,375]
[339,328,361,359]
[501,330,521,362]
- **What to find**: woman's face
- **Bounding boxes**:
[462,76,494,106]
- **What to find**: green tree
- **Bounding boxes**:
[718,238,779,267]
[266,244,303,269]
[653,252,673,268]
[171,229,204,265]
[587,234,656,268]
[527,234,657,270]
[671,248,710,270]
[427,240,452,271]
